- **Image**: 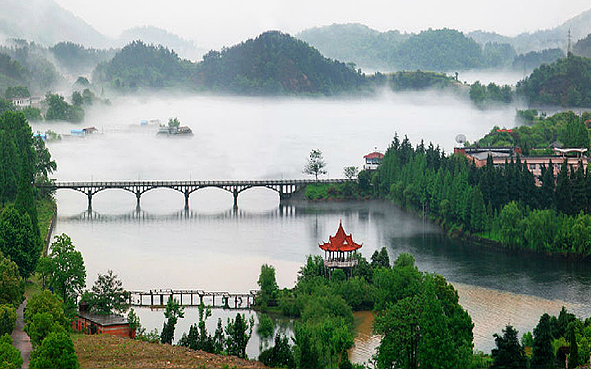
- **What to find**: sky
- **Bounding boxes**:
[53,0,591,49]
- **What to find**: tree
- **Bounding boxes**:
[47,234,86,306]
[0,206,40,279]
[259,334,295,368]
[225,313,254,359]
[257,264,278,307]
[0,304,16,336]
[531,313,556,369]
[303,149,327,180]
[0,254,23,308]
[371,247,390,269]
[178,303,216,353]
[160,298,184,345]
[0,333,23,369]
[343,166,358,180]
[85,270,129,314]
[29,331,79,369]
[168,117,180,129]
[491,325,527,369]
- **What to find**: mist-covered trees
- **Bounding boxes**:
[93,40,196,90]
[196,31,366,95]
[396,28,483,71]
[45,93,84,122]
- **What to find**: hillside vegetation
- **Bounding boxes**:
[195,31,366,95]
[517,54,591,107]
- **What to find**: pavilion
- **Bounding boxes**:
[319,221,362,278]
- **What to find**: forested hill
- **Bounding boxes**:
[297,24,409,71]
[92,40,197,90]
[194,31,367,95]
[517,54,591,107]
[396,29,483,71]
[298,26,489,72]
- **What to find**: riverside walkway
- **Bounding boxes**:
[36,178,352,210]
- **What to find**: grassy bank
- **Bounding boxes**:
[37,196,57,254]
[72,334,267,369]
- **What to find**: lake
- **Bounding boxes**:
[32,92,590,363]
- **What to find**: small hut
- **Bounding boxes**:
[319,221,362,278]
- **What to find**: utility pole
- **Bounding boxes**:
[567,28,572,57]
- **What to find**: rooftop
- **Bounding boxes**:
[79,312,128,326]
[319,221,362,252]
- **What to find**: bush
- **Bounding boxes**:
[0,304,16,336]
[29,331,79,369]
[24,312,66,347]
[24,290,68,328]
[0,333,22,369]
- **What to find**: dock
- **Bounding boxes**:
[128,289,259,310]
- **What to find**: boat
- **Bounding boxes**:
[156,124,193,136]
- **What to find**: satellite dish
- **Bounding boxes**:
[455,134,467,146]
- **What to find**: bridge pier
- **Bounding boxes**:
[184,191,190,210]
[233,188,238,209]
[87,192,92,211]
[135,192,141,207]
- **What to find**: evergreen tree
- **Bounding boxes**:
[0,206,40,279]
[531,313,556,369]
[470,186,487,232]
[555,161,573,215]
[15,161,40,238]
[491,325,527,369]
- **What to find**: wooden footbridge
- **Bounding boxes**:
[128,289,259,310]
[37,179,352,210]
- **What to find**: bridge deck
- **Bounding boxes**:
[129,289,259,309]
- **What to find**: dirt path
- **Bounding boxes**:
[11,298,31,369]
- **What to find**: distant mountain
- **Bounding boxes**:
[296,23,409,71]
[118,26,207,61]
[0,0,111,48]
[469,8,591,54]
[195,31,366,95]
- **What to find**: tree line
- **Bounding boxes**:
[372,132,591,257]
[491,307,591,369]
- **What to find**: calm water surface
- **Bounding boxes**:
[33,93,591,362]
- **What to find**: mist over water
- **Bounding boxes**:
[33,92,588,360]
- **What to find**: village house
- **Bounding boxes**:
[72,303,134,338]
[454,146,588,177]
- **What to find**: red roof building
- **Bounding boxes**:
[319,221,362,277]
[363,151,384,171]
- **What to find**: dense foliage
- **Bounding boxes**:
[44,93,84,122]
[390,70,458,90]
[512,48,565,74]
[196,31,367,95]
[396,28,483,71]
[93,40,196,90]
[517,54,591,107]
[473,111,591,154]
[49,41,114,75]
[0,333,23,369]
[574,33,591,59]
[469,81,513,106]
[375,132,591,257]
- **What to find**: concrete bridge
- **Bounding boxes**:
[37,179,353,210]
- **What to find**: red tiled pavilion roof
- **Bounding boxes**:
[363,152,384,159]
[319,221,362,252]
